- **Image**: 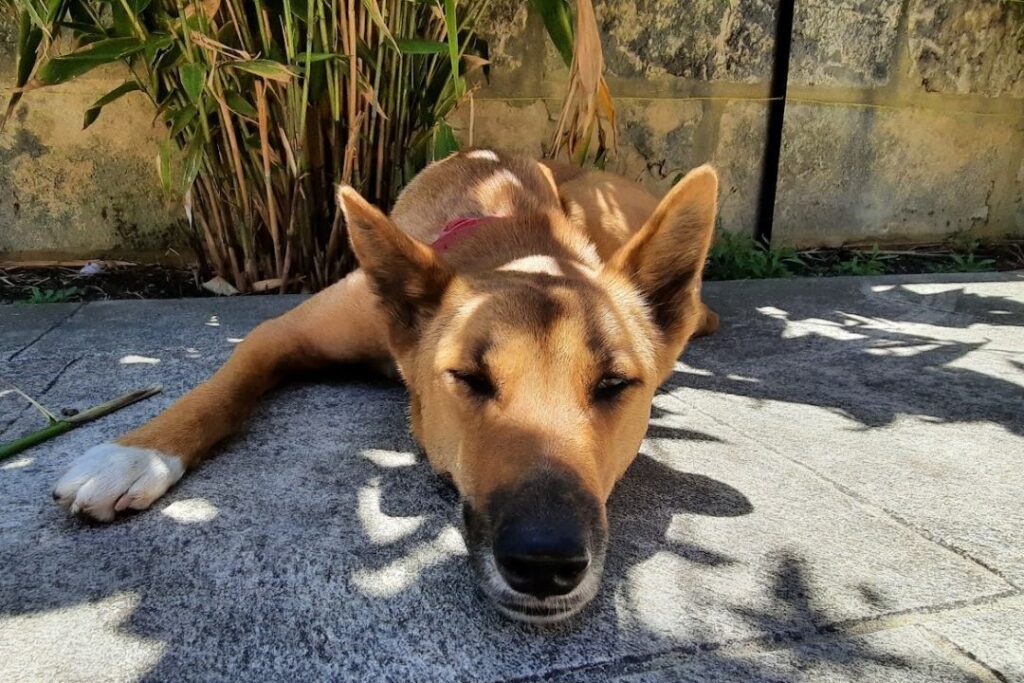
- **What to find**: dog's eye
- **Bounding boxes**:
[449,370,497,399]
[593,375,636,403]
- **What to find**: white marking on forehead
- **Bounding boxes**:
[490,168,523,188]
[466,149,500,161]
[499,255,565,276]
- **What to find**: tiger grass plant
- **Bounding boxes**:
[5,0,614,293]
[4,0,490,292]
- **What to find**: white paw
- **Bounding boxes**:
[53,443,185,522]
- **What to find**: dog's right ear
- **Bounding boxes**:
[338,185,453,346]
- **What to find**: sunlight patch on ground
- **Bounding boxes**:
[358,478,425,544]
[0,593,165,680]
[362,449,417,468]
[351,527,466,598]
[1,456,33,470]
[758,307,868,341]
[118,354,160,365]
[864,343,944,358]
[675,363,713,377]
[161,497,219,523]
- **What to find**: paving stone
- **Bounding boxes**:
[0,275,1020,681]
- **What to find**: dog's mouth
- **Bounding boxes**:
[470,545,606,624]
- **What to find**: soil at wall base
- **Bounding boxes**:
[1,243,1022,304]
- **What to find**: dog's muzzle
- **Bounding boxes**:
[462,468,607,623]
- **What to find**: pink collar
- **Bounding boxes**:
[432,216,493,253]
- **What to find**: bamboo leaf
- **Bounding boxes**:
[529,0,574,67]
[168,104,198,137]
[441,0,464,98]
[396,38,446,55]
[180,63,207,103]
[432,121,458,160]
[182,132,205,189]
[1,11,43,132]
[224,90,258,118]
[223,59,295,82]
[361,0,398,50]
[157,139,173,194]
[36,36,172,85]
[83,81,143,128]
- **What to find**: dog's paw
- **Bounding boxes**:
[53,443,185,522]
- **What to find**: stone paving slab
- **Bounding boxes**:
[0,272,1022,682]
[1,302,81,359]
[925,596,1024,682]
[680,272,1024,588]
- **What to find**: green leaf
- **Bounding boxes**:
[180,63,207,104]
[36,36,171,85]
[297,52,347,65]
[361,0,398,50]
[2,11,43,132]
[432,121,458,160]
[17,12,44,88]
[395,38,446,55]
[83,81,143,128]
[224,90,257,118]
[441,0,464,98]
[168,105,198,137]
[223,59,295,82]
[157,139,173,194]
[529,0,574,67]
[182,132,205,189]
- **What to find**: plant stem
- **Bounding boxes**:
[0,385,163,461]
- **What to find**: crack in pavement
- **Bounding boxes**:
[920,625,1009,683]
[6,302,86,362]
[0,356,83,436]
[498,591,1023,683]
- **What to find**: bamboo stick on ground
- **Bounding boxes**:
[0,385,163,461]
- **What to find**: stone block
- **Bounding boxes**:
[908,0,1024,98]
[774,103,1023,245]
[593,0,776,83]
[789,0,903,87]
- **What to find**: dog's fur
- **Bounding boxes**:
[53,150,720,622]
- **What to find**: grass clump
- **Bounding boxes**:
[704,230,1016,281]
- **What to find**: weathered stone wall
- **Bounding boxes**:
[0,14,177,259]
[776,0,1024,245]
[464,0,1024,247]
[1,1,1022,257]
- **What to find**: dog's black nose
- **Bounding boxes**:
[493,522,590,598]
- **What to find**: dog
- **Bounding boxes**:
[52,150,720,623]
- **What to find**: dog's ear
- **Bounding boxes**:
[338,185,453,345]
[605,165,718,341]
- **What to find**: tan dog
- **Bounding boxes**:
[53,150,720,622]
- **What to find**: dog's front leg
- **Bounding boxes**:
[53,270,389,521]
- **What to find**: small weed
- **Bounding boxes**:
[705,231,805,280]
[830,245,894,276]
[704,232,1010,281]
[928,253,996,274]
[23,287,79,304]
[945,230,984,256]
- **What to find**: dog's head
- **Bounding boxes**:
[339,165,718,622]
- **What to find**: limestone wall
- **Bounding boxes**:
[0,17,177,259]
[2,1,1022,257]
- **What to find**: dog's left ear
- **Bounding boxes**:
[605,165,718,341]
[338,185,453,346]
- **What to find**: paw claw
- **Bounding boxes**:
[53,443,185,522]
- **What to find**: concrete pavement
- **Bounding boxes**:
[1,272,1022,682]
